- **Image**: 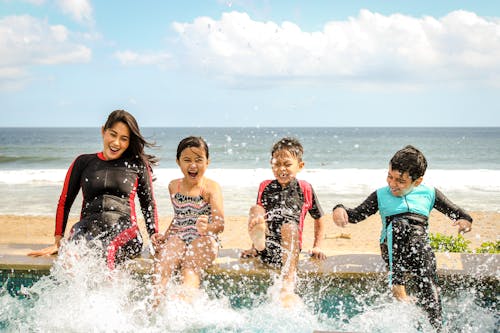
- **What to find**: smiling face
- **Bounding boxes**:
[386,166,423,197]
[271,150,304,187]
[101,121,130,161]
[177,146,209,185]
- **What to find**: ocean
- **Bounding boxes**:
[0,127,499,216]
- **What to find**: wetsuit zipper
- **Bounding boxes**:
[404,195,410,212]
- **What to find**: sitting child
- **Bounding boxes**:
[242,137,326,307]
[332,145,472,330]
[152,136,224,305]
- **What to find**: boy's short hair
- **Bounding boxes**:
[390,145,427,180]
[271,137,304,161]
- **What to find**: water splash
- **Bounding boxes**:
[0,243,498,332]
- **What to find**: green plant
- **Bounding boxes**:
[475,241,500,254]
[429,233,471,253]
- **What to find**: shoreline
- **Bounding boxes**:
[1,211,498,255]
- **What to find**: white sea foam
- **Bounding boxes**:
[0,168,499,215]
[1,241,496,332]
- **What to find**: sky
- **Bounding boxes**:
[1,0,499,127]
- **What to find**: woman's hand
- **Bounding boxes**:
[27,235,62,257]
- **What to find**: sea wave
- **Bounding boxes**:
[1,168,499,191]
[0,155,60,165]
[0,168,498,215]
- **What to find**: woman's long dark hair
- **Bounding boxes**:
[103,110,158,166]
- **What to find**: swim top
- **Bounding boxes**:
[55,152,159,237]
[257,178,323,246]
[168,180,212,244]
[334,185,473,243]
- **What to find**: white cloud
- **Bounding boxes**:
[19,0,46,4]
[0,66,30,91]
[114,50,173,69]
[172,10,500,86]
[55,0,94,25]
[0,15,91,90]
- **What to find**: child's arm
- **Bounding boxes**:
[332,191,379,227]
[310,216,326,259]
[433,188,473,234]
[198,179,225,235]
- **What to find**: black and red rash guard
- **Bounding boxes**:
[55,152,158,269]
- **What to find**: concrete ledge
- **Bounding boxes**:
[1,244,498,280]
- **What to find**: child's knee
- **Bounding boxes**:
[249,205,265,217]
[281,223,299,238]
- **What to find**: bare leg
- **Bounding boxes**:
[392,284,411,301]
[179,236,218,302]
[279,222,302,307]
[392,284,419,308]
[248,205,267,251]
[153,236,186,306]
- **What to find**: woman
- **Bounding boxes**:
[28,110,159,269]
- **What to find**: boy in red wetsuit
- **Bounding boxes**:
[332,145,472,330]
[242,137,326,307]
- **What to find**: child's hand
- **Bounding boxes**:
[150,232,166,248]
[453,219,472,235]
[332,207,349,227]
[309,247,326,260]
[196,215,210,235]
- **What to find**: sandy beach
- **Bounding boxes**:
[1,211,498,255]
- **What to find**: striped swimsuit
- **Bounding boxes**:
[168,180,213,244]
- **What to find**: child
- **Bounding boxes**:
[241,137,326,307]
[152,136,224,304]
[332,145,472,330]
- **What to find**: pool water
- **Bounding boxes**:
[0,248,498,333]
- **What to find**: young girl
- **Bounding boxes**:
[152,136,224,304]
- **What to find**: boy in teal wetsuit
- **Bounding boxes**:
[332,145,472,331]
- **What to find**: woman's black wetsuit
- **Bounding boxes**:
[55,152,159,269]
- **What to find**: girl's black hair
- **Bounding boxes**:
[176,136,209,160]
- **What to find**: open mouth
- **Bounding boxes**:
[188,171,198,178]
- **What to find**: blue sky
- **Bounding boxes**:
[1,0,499,127]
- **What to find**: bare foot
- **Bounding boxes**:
[398,295,417,304]
[176,286,200,304]
[249,216,266,251]
[279,291,303,308]
[240,246,258,259]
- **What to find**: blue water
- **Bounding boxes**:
[1,127,499,215]
[0,128,498,332]
[0,243,498,332]
[1,127,499,169]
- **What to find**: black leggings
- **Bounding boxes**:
[380,217,442,330]
[69,211,143,269]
